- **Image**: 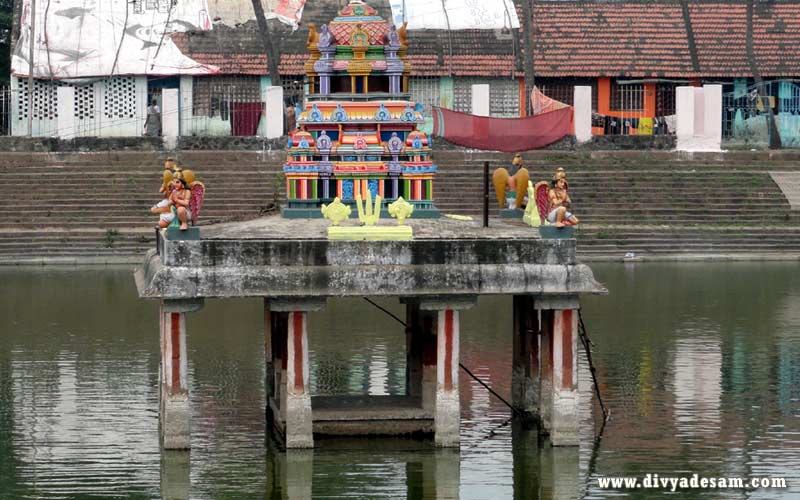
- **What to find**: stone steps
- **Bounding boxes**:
[1,150,799,261]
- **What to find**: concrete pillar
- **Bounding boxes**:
[57,86,75,139]
[159,298,203,450]
[512,295,539,420]
[284,310,313,448]
[420,296,475,447]
[550,308,579,446]
[573,86,592,143]
[434,309,460,447]
[403,298,437,413]
[536,295,579,446]
[267,310,288,424]
[265,86,284,139]
[693,87,706,137]
[179,76,193,137]
[539,309,554,434]
[471,84,490,117]
[675,86,696,150]
[269,297,325,449]
[160,451,190,500]
[162,88,180,150]
[405,301,423,399]
[703,84,723,150]
[264,299,275,419]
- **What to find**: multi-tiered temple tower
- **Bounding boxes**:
[283,0,439,218]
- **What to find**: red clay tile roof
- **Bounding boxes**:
[689,3,800,77]
[172,1,800,79]
[532,2,694,77]
[533,1,800,78]
[171,0,521,77]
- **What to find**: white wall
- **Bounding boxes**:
[574,86,592,143]
[471,84,490,117]
[264,86,284,139]
[676,85,722,152]
[57,87,76,140]
[162,89,180,149]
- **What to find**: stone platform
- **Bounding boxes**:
[135,215,605,451]
[136,215,601,300]
[281,396,434,436]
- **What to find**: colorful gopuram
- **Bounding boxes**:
[283,0,439,218]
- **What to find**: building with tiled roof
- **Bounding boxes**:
[9,0,800,143]
[172,0,800,141]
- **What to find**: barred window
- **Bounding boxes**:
[408,77,441,117]
[537,78,598,111]
[453,77,521,117]
[282,77,306,105]
[610,81,644,112]
[192,76,261,117]
[656,83,677,116]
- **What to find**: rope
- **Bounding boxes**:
[362,297,520,415]
[578,309,610,422]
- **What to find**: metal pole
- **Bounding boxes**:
[28,0,36,137]
[483,161,489,227]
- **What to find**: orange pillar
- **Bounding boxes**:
[597,77,612,116]
[644,83,656,118]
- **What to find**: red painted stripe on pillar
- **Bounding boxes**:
[293,312,305,392]
[444,309,454,391]
[170,312,181,391]
[562,310,573,390]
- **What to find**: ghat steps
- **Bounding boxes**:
[1,150,799,262]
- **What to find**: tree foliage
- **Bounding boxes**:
[0,0,11,84]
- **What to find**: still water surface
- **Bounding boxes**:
[1,263,799,499]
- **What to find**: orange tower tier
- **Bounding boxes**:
[283,0,439,218]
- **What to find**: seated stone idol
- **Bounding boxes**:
[547,168,579,227]
[151,160,205,231]
[493,153,530,209]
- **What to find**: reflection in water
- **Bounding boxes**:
[777,293,800,417]
[671,335,723,438]
[161,451,189,500]
[265,436,313,500]
[1,263,800,498]
[368,342,390,396]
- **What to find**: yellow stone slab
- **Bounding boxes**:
[327,226,413,241]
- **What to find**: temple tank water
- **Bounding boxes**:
[0,262,798,499]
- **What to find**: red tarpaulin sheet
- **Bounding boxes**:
[231,102,264,137]
[432,106,573,152]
